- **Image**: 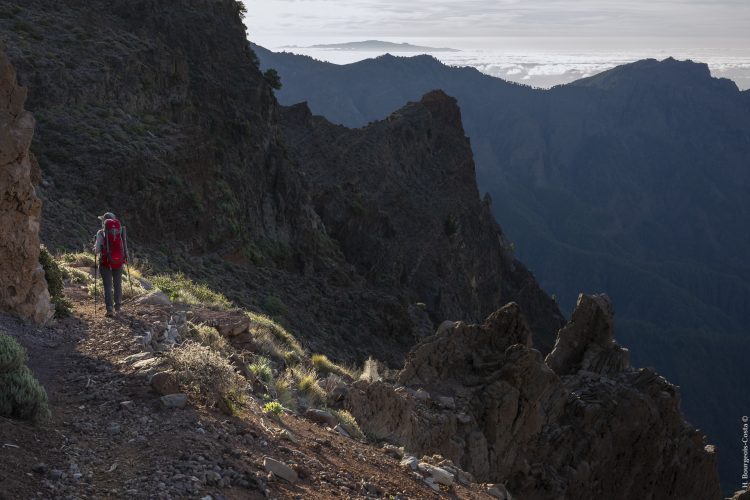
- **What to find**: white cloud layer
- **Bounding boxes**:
[244,0,750,42]
[244,0,750,89]
[266,44,750,90]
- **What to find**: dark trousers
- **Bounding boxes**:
[99,265,123,312]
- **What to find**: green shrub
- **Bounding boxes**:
[262,401,283,415]
[0,334,27,373]
[263,68,282,90]
[0,334,50,423]
[249,355,273,384]
[152,273,231,309]
[39,246,72,317]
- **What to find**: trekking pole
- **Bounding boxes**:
[94,253,99,317]
[126,262,135,299]
[123,225,135,300]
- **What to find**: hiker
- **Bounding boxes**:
[93,212,129,317]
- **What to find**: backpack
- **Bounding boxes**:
[101,219,127,270]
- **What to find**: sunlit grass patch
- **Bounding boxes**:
[311,353,354,379]
[187,322,230,353]
[60,251,96,267]
[152,273,232,309]
[332,409,365,440]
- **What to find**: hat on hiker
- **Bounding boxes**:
[97,212,116,221]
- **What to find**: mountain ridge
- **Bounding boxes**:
[255,45,750,493]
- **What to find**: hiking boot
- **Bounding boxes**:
[105,309,114,317]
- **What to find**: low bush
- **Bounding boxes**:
[0,333,50,423]
[262,401,283,415]
[166,341,245,409]
[248,355,273,384]
[0,333,27,373]
[39,246,72,317]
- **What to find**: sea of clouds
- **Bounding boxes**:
[272,42,750,90]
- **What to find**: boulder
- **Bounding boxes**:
[0,51,54,325]
[263,457,297,483]
[135,291,171,306]
[191,309,250,337]
[418,463,454,486]
[487,483,511,499]
[400,456,418,470]
[304,408,337,427]
[160,394,187,409]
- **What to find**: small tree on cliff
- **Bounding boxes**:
[263,68,282,90]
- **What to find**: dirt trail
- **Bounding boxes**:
[0,286,489,499]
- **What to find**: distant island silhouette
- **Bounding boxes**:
[283,40,460,52]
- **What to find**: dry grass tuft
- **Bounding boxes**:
[166,341,246,409]
[359,356,381,382]
[311,353,354,379]
[333,409,365,440]
[186,322,230,353]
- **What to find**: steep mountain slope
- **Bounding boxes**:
[0,2,728,497]
[255,47,750,490]
[0,0,562,364]
[281,92,562,351]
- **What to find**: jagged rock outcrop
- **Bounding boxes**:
[545,293,630,376]
[281,92,564,351]
[345,294,722,499]
[0,50,52,325]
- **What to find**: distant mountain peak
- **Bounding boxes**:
[570,57,739,93]
[285,40,460,53]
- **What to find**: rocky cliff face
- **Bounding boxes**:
[255,47,750,489]
[0,50,52,325]
[280,92,564,351]
[346,294,721,499]
[0,0,563,364]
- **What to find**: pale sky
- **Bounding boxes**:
[244,0,750,48]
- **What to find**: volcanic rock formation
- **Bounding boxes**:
[0,50,52,325]
[346,294,722,499]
